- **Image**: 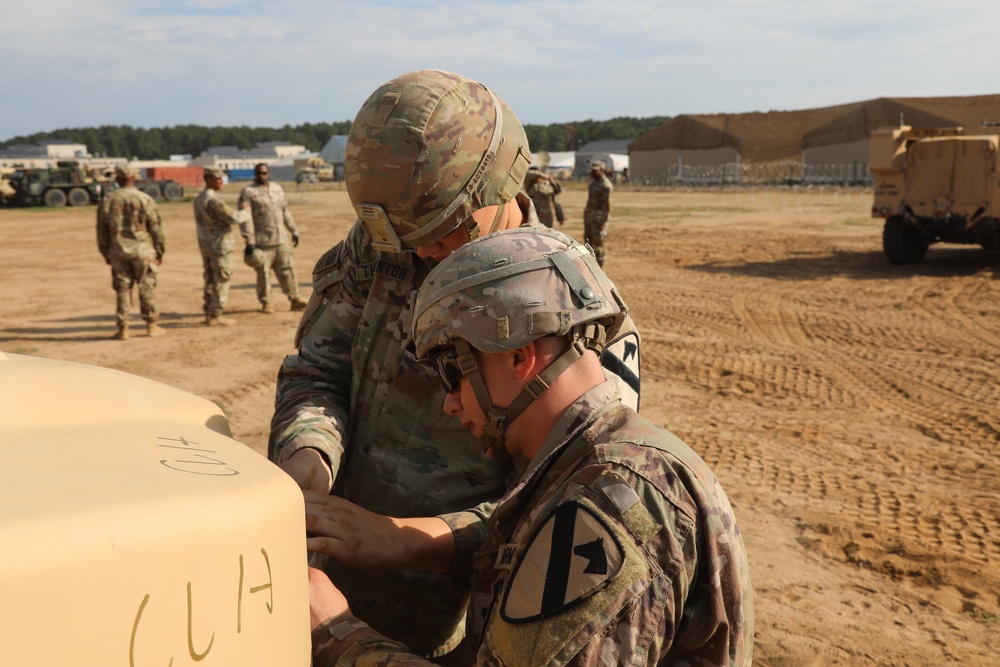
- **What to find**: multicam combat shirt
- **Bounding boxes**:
[238,181,298,247]
[96,186,164,262]
[312,382,754,666]
[271,195,641,657]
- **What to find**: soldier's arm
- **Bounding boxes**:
[268,221,369,491]
[208,196,253,240]
[148,201,165,260]
[310,569,433,667]
[281,192,300,237]
[96,203,111,261]
[304,490,456,572]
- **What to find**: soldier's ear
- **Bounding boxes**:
[510,343,537,381]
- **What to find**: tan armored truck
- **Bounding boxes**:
[870,125,1000,264]
[0,351,310,665]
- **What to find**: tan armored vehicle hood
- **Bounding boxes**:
[0,352,310,665]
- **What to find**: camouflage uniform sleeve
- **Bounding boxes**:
[96,200,111,259]
[268,221,369,473]
[237,187,259,242]
[280,185,299,237]
[597,182,612,223]
[312,616,432,667]
[439,500,498,590]
[146,197,165,259]
[207,196,252,240]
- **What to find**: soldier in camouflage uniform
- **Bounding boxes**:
[583,160,613,267]
[96,163,165,340]
[309,227,753,666]
[238,163,307,313]
[523,166,564,228]
[270,70,641,661]
[194,167,254,326]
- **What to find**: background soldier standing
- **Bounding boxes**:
[194,167,253,326]
[584,160,613,267]
[522,165,564,228]
[238,163,307,313]
[96,163,165,340]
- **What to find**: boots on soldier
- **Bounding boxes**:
[261,302,275,314]
[147,321,164,337]
[290,297,307,311]
[113,322,129,340]
[206,314,235,326]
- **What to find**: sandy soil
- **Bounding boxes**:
[1,183,997,665]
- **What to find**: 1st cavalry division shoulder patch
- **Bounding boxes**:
[501,501,624,623]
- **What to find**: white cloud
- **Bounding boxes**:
[3,0,1000,139]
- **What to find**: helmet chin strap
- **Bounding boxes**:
[454,324,608,460]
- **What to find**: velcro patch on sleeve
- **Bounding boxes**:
[501,501,624,623]
[601,330,640,411]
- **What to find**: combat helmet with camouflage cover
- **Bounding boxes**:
[408,227,627,458]
[346,69,532,253]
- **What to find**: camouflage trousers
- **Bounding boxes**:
[584,219,608,267]
[246,243,298,306]
[110,256,158,324]
[202,251,233,316]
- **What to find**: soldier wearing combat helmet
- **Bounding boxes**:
[308,227,753,666]
[269,70,641,660]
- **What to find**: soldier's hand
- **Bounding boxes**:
[293,234,300,248]
[308,567,352,631]
[280,448,333,494]
[245,244,256,257]
[303,491,455,572]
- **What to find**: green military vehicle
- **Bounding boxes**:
[870,125,1000,264]
[6,161,106,207]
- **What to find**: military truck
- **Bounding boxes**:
[0,167,16,205]
[0,350,310,664]
[94,166,186,203]
[293,156,334,182]
[870,125,1000,264]
[6,161,105,207]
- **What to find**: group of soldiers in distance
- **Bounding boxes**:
[96,155,614,339]
[95,162,306,339]
[95,68,753,666]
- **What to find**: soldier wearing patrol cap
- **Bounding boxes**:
[194,167,254,325]
[269,69,641,660]
[308,227,753,666]
[584,160,613,267]
[96,162,165,339]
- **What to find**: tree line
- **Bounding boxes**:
[1,116,669,160]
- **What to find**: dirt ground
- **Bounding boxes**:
[1,183,997,665]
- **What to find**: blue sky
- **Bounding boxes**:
[4,0,1000,141]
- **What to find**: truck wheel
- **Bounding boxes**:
[883,216,928,265]
[43,189,67,207]
[67,187,90,207]
[143,184,162,200]
[162,183,182,201]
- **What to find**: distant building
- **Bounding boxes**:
[575,140,630,176]
[628,94,1000,184]
[0,140,91,168]
[193,142,309,172]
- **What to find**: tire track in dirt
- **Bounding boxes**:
[727,283,1000,606]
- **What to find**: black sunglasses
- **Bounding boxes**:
[432,348,465,393]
